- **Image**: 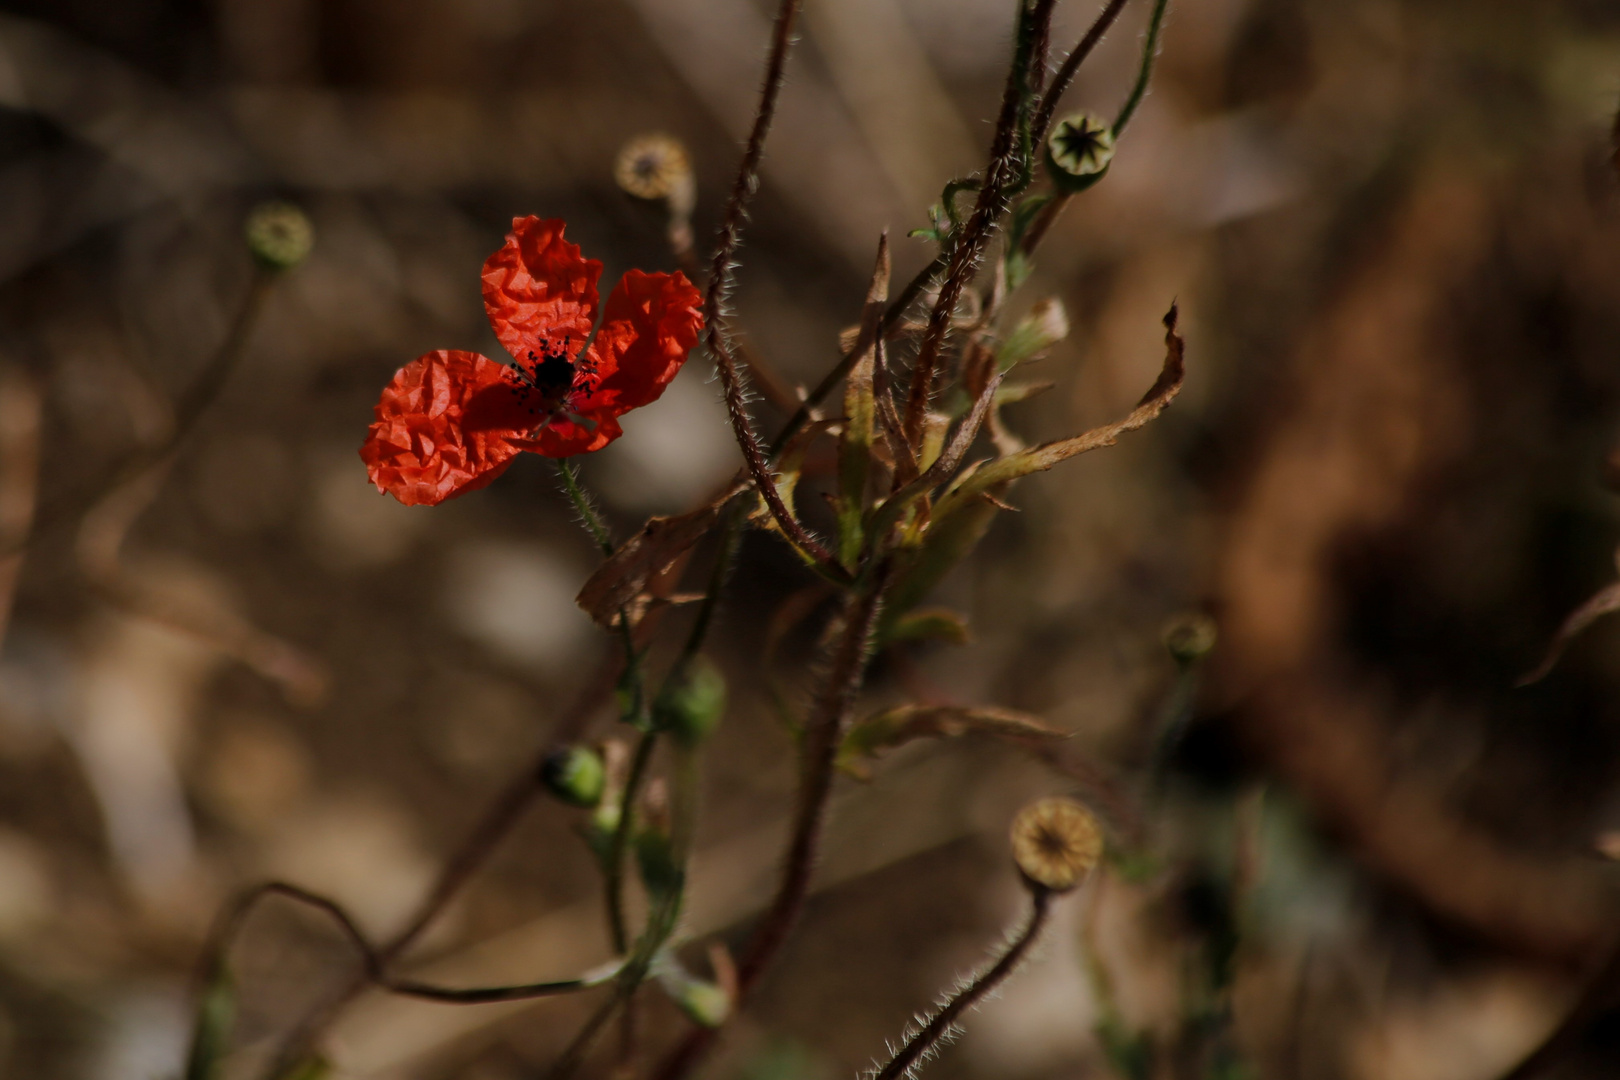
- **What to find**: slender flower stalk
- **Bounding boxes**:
[901,1,1054,454]
[699,0,848,579]
[870,890,1053,1080]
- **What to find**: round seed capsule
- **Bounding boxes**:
[1010,796,1102,892]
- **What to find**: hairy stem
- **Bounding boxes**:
[702,0,845,577]
[872,889,1052,1080]
[654,562,893,1080]
[900,1,1052,454]
[1111,0,1170,136]
[1031,0,1134,144]
[605,730,658,956]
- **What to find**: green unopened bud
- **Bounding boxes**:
[244,201,314,271]
[541,745,606,808]
[652,657,726,747]
[656,965,732,1028]
[997,297,1071,369]
[1162,613,1218,667]
[635,822,681,901]
[1045,113,1116,194]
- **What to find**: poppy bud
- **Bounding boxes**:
[655,964,732,1028]
[1009,796,1102,893]
[615,133,696,219]
[652,657,726,747]
[1045,113,1116,194]
[997,297,1071,369]
[635,829,682,903]
[540,745,607,808]
[244,201,314,271]
[1162,612,1218,667]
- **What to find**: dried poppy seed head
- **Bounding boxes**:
[1045,113,1116,194]
[1162,612,1218,666]
[615,133,695,212]
[1010,797,1102,892]
[244,201,314,271]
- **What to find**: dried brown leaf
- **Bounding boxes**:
[576,481,746,627]
[837,703,1067,779]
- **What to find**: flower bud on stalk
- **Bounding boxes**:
[652,657,726,747]
[1162,612,1218,668]
[244,201,314,271]
[1045,113,1116,194]
[615,133,697,265]
[540,745,607,808]
[1010,797,1102,893]
[635,779,681,900]
[655,963,732,1028]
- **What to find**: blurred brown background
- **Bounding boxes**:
[1,0,1620,1077]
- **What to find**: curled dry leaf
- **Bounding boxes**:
[837,703,1067,779]
[933,302,1185,520]
[1518,557,1620,686]
[576,480,746,627]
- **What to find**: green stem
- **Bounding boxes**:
[553,460,645,719]
[1112,0,1169,137]
[554,460,613,557]
[605,730,658,956]
[551,727,701,1080]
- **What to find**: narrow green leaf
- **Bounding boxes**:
[183,963,237,1080]
[878,606,971,648]
[837,703,1067,779]
[838,236,890,569]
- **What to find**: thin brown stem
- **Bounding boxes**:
[703,0,843,578]
[1031,0,1134,144]
[872,889,1052,1080]
[900,1,1052,455]
[653,562,893,1080]
[201,882,604,1009]
[771,252,945,459]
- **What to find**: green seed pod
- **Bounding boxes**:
[652,657,726,747]
[635,822,682,901]
[244,201,314,271]
[1045,113,1116,194]
[541,745,607,808]
[1162,613,1218,667]
[656,964,732,1028]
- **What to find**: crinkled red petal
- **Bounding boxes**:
[575,269,703,418]
[360,349,539,506]
[482,216,602,366]
[510,412,624,458]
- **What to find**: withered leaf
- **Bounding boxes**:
[1518,566,1620,686]
[576,480,746,627]
[837,703,1067,779]
[933,303,1185,521]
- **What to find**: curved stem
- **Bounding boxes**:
[605,730,658,956]
[1031,0,1133,145]
[196,882,606,1016]
[871,889,1052,1080]
[654,562,893,1080]
[702,0,845,579]
[1111,0,1170,137]
[901,1,1052,455]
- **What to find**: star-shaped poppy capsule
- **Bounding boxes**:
[360,216,703,507]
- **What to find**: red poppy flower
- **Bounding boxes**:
[360,216,703,506]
